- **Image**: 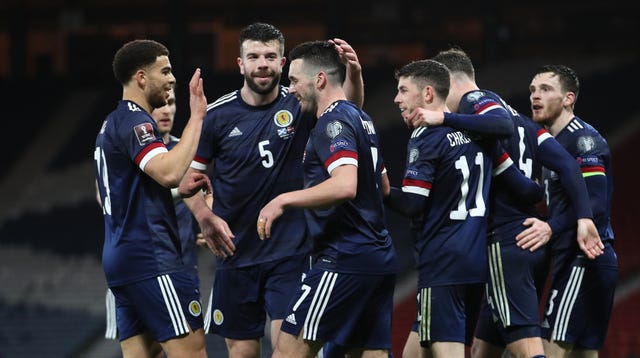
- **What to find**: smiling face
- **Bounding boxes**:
[394,76,425,126]
[288,59,318,115]
[529,71,568,127]
[238,39,285,96]
[144,55,175,110]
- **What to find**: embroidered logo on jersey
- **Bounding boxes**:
[466,91,484,103]
[127,102,142,112]
[188,300,202,317]
[329,139,350,153]
[577,155,599,165]
[277,125,295,140]
[213,309,224,325]
[274,110,293,127]
[409,148,420,163]
[326,121,343,139]
[576,136,595,153]
[285,313,297,325]
[133,123,156,146]
[228,126,243,137]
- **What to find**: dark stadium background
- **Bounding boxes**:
[0,1,638,357]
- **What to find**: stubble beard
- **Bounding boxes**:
[246,73,280,96]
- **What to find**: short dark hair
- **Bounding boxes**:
[534,64,580,98]
[432,47,475,79]
[239,22,285,56]
[112,39,169,85]
[395,59,450,100]
[288,40,346,85]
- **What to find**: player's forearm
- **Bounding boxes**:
[343,67,364,108]
[279,167,357,210]
[538,140,593,219]
[444,111,513,139]
[145,118,203,187]
[384,187,428,217]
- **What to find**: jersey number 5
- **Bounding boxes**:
[258,140,274,168]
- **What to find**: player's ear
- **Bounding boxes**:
[563,91,576,108]
[135,69,146,88]
[237,57,245,75]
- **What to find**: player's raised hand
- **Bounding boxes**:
[257,197,285,240]
[188,68,207,121]
[577,218,604,259]
[331,38,361,74]
[516,217,551,252]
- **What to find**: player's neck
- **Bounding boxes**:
[122,88,151,113]
[317,89,346,118]
[547,110,575,136]
[240,85,279,107]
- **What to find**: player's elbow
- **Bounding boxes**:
[334,182,357,201]
[154,172,182,189]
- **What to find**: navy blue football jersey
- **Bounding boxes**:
[457,90,592,232]
[303,100,397,275]
[95,100,183,287]
[402,126,492,287]
[543,117,614,249]
[192,86,312,268]
[167,136,200,275]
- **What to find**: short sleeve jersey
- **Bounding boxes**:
[402,126,492,287]
[543,117,614,249]
[95,100,183,287]
[303,100,397,275]
[192,86,312,268]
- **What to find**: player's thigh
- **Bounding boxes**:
[264,253,310,320]
[160,328,207,358]
[113,272,204,342]
[280,269,394,349]
[208,266,267,339]
[418,284,483,346]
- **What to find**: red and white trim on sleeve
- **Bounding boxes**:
[190,155,209,171]
[475,102,503,115]
[402,178,432,197]
[492,152,514,177]
[325,150,358,174]
[537,128,553,145]
[135,142,168,171]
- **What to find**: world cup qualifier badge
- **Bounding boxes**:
[133,123,156,146]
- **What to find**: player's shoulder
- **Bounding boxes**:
[206,90,239,112]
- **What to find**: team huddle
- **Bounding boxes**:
[93,22,617,358]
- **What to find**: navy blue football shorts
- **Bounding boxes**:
[205,253,309,339]
[542,241,617,349]
[111,271,204,342]
[279,267,395,350]
[417,283,483,346]
[475,226,551,344]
